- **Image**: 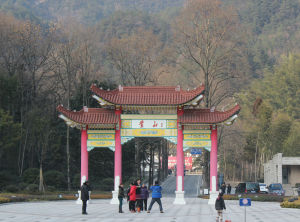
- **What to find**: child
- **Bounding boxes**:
[215,192,226,222]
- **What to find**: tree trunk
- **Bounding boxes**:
[39,162,45,192]
[158,140,161,183]
[66,94,71,191]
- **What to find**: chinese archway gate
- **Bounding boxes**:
[57,84,240,204]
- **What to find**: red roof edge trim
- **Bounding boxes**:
[90,84,205,106]
[179,104,241,124]
[56,105,118,125]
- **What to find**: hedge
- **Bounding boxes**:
[0,192,112,204]
[281,198,300,209]
[199,194,284,202]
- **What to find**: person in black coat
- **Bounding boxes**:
[221,182,226,194]
[118,184,125,213]
[227,184,231,194]
[215,192,226,222]
[81,181,91,215]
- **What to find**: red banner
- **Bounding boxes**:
[168,156,193,170]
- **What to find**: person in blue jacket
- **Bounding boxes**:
[147,180,163,213]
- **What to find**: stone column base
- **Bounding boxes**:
[110,190,119,204]
[173,191,186,205]
[208,191,218,205]
[76,191,92,204]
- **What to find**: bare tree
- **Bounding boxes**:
[105,29,162,86]
[173,0,245,108]
[52,36,80,191]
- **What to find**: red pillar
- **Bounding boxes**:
[210,125,218,192]
[81,127,88,185]
[114,108,122,190]
[176,107,184,191]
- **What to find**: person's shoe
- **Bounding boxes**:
[160,211,164,213]
[147,211,150,213]
[82,212,88,215]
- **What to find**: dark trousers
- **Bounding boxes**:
[136,199,142,209]
[142,199,147,211]
[118,197,123,212]
[148,198,163,211]
[129,200,136,211]
[82,200,87,213]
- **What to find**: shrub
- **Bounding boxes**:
[26,184,39,193]
[281,198,300,208]
[199,194,284,202]
[22,168,39,184]
[44,170,66,189]
[5,185,19,193]
[295,183,300,188]
[18,182,28,191]
[0,197,10,204]
[0,171,18,190]
[46,186,56,192]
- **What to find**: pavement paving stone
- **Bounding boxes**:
[1,175,300,222]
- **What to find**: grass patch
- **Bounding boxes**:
[0,191,112,204]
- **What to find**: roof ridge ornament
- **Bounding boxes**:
[83,106,88,112]
[118,85,123,92]
[175,85,180,91]
[210,106,215,112]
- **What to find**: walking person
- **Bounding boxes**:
[129,181,137,213]
[118,183,125,213]
[140,184,149,211]
[147,181,163,213]
[227,184,231,194]
[215,192,226,222]
[80,181,90,215]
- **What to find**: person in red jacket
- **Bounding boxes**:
[129,181,137,213]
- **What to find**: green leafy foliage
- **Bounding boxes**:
[22,168,39,184]
[44,171,66,189]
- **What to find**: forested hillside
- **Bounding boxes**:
[0,0,300,192]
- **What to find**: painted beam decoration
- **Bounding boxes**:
[120,114,177,144]
[183,130,211,151]
[87,130,115,151]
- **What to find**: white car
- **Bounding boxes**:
[259,183,268,193]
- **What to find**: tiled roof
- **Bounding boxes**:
[90,84,205,105]
[179,105,241,124]
[56,105,118,125]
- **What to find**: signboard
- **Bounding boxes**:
[122,119,177,129]
[184,134,210,140]
[88,134,115,140]
[182,129,211,151]
[87,130,115,151]
[183,140,211,147]
[132,120,166,128]
[168,157,193,170]
[190,148,202,155]
[121,128,177,137]
[239,198,251,206]
[87,140,115,147]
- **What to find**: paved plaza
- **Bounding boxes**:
[0,197,300,222]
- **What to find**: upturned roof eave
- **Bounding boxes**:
[90,84,205,106]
